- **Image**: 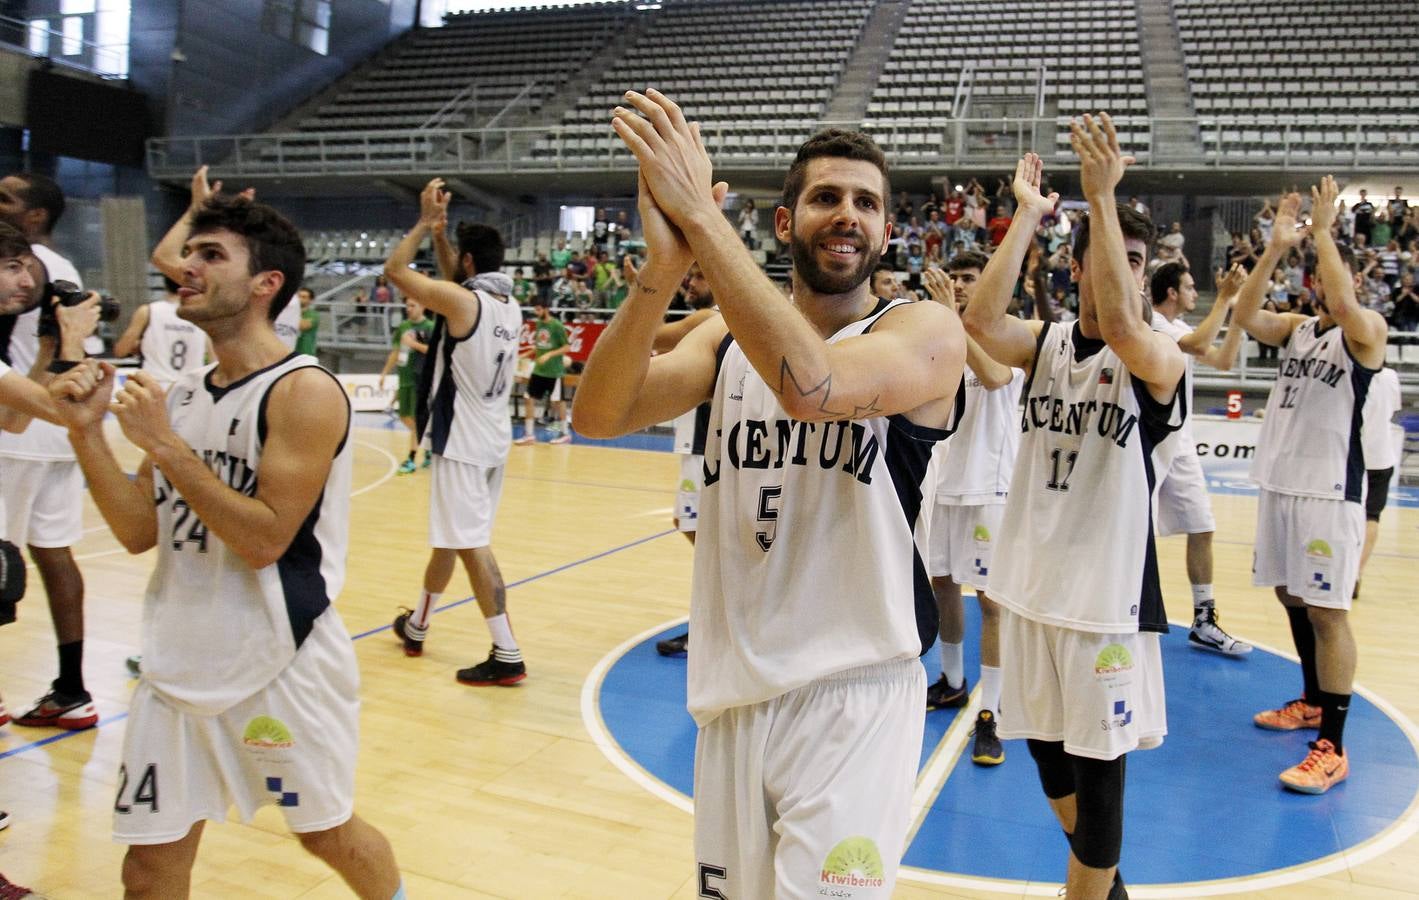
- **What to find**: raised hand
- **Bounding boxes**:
[419,178,450,229]
[922,267,957,311]
[190,165,218,212]
[111,371,174,454]
[1070,113,1135,200]
[49,359,114,432]
[1269,192,1309,250]
[612,90,727,229]
[1310,175,1341,234]
[1216,263,1248,298]
[1013,152,1060,219]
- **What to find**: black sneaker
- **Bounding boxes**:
[456,646,527,686]
[970,709,1005,765]
[392,608,424,657]
[656,632,689,657]
[1108,869,1128,900]
[926,674,969,709]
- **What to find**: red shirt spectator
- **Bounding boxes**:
[944,194,965,225]
[987,209,1013,247]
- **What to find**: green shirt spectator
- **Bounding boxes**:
[293,288,319,355]
[531,313,569,378]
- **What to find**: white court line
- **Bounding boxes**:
[52,437,400,568]
[897,628,1419,897]
[904,689,979,847]
[581,615,694,816]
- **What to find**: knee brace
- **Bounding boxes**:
[1068,754,1126,870]
[1026,739,1075,800]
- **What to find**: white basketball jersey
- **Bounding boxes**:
[0,244,80,462]
[139,299,205,387]
[1151,311,1197,449]
[1361,367,1401,470]
[424,288,523,467]
[688,299,953,726]
[143,354,353,716]
[990,322,1184,634]
[1251,318,1375,503]
[273,298,302,350]
[933,367,1024,504]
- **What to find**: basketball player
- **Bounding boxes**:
[1233,180,1386,794]
[652,262,720,657]
[0,171,100,732]
[964,130,1186,900]
[920,253,1022,768]
[153,168,303,349]
[578,89,964,898]
[515,296,571,445]
[49,194,403,899]
[377,296,433,474]
[113,277,209,388]
[1148,261,1252,655]
[1356,364,1400,596]
[385,179,526,686]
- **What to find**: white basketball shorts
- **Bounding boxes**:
[429,455,504,549]
[676,454,702,533]
[926,501,1004,590]
[1155,450,1216,537]
[1252,488,1363,610]
[694,659,924,900]
[2,458,83,548]
[998,608,1166,761]
[113,612,360,844]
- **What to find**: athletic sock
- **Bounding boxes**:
[406,450,415,463]
[939,641,965,689]
[407,591,439,639]
[56,640,84,696]
[1316,689,1351,754]
[1191,583,1214,613]
[392,880,407,900]
[486,613,523,663]
[523,417,536,437]
[1285,606,1320,702]
[978,665,1002,715]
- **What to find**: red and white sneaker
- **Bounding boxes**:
[1280,739,1349,794]
[0,694,10,728]
[0,871,35,899]
[14,687,98,731]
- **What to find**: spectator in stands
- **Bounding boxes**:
[551,269,576,306]
[920,190,940,221]
[1157,221,1186,263]
[550,235,572,271]
[603,261,629,313]
[903,216,923,243]
[895,191,913,224]
[593,251,616,301]
[1353,189,1375,244]
[1378,239,1402,288]
[944,187,965,229]
[533,251,554,304]
[295,287,319,357]
[1129,195,1149,217]
[924,212,945,261]
[579,247,599,287]
[1360,252,1393,317]
[738,198,758,249]
[592,208,610,250]
[352,287,370,333]
[373,273,394,307]
[514,267,535,305]
[1389,187,1407,221]
[1338,200,1355,241]
[987,205,1012,248]
[1284,250,1306,304]
[616,209,631,234]
[1391,271,1419,331]
[1370,209,1393,249]
[906,241,925,286]
[871,264,900,301]
[1395,209,1418,248]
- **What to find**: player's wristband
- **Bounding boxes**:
[46,359,81,374]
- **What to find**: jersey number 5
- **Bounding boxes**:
[755,485,782,551]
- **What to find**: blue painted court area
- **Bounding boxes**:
[595,602,1419,887]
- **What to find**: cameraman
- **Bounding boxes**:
[0,172,101,732]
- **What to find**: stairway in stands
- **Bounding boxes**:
[1135,0,1203,160]
[821,0,910,126]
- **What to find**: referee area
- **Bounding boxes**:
[0,415,1415,898]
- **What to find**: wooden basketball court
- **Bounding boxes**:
[1,421,1415,898]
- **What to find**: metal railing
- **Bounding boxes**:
[147,115,1419,180]
[0,13,127,79]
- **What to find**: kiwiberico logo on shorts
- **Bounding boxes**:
[242,715,295,749]
[818,836,886,895]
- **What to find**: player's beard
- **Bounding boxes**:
[789,226,882,296]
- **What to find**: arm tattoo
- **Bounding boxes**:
[773,358,878,420]
[636,280,660,296]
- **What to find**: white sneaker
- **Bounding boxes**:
[1189,608,1252,656]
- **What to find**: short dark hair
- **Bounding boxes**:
[189,194,306,321]
[872,263,894,276]
[0,222,30,260]
[8,173,65,234]
[161,275,181,294]
[1073,204,1156,267]
[947,250,990,273]
[781,129,890,212]
[456,222,505,276]
[1149,261,1189,304]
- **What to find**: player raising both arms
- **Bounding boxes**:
[577,89,964,898]
[965,131,1186,900]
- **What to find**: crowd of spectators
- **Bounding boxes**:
[523,206,644,317]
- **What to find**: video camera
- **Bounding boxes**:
[38,279,120,339]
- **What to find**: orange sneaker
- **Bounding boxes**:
[1254,698,1321,731]
[1280,739,1348,794]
